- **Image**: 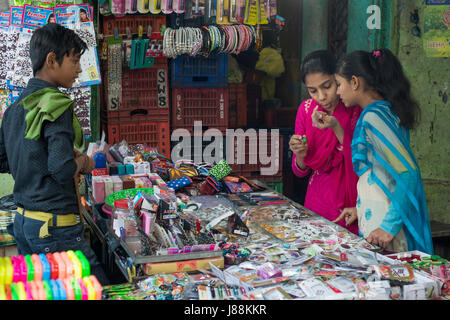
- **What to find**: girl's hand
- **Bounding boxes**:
[333,207,358,226]
[289,134,308,159]
[366,228,394,249]
[312,106,338,129]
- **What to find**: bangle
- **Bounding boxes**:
[63,278,75,300]
[78,278,88,300]
[4,257,13,285]
[83,277,96,300]
[89,275,103,300]
[25,255,35,282]
[53,252,66,280]
[39,253,51,282]
[61,252,73,279]
[75,250,91,278]
[31,254,43,282]
[56,278,67,300]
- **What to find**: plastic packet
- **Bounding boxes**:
[262,286,292,300]
[256,262,282,280]
[373,264,415,285]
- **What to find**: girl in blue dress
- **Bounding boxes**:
[333,49,433,254]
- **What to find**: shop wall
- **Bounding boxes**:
[390,0,450,224]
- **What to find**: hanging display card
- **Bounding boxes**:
[423,0,450,57]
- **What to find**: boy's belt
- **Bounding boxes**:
[17,207,80,239]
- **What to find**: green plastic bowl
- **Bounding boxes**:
[105,188,154,207]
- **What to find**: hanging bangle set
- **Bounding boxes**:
[163,24,257,58]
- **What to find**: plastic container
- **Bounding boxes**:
[105,120,171,159]
[112,199,139,239]
[171,87,229,133]
[171,54,228,88]
[102,63,170,122]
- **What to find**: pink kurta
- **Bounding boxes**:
[292,98,361,235]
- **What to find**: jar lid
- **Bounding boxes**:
[114,199,129,209]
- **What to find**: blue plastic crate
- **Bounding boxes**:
[171,54,228,88]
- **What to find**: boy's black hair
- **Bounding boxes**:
[300,50,337,84]
[336,49,419,129]
[29,23,87,76]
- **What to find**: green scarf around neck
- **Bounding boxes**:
[22,87,84,151]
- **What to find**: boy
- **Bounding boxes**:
[0,23,109,284]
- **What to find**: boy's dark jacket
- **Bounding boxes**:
[0,78,81,215]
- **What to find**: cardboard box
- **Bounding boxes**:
[144,256,224,275]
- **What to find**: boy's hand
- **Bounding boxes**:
[74,153,96,175]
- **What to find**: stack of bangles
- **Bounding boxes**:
[0,250,102,300]
[163,24,256,58]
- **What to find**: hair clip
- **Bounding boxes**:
[10,282,19,300]
[372,50,381,58]
[28,281,39,300]
[17,256,27,283]
[71,278,82,300]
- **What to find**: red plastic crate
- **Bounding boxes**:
[105,120,171,159]
[228,83,247,128]
[103,62,170,121]
[171,88,229,133]
[102,15,166,36]
[227,130,283,179]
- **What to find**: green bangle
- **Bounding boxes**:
[75,250,91,277]
[10,283,20,300]
[42,281,53,300]
[72,278,82,300]
[25,255,35,282]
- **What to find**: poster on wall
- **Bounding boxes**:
[423,0,450,57]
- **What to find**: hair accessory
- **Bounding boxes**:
[56,279,67,300]
[372,50,381,58]
[4,257,13,285]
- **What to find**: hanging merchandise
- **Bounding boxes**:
[173,0,185,14]
[161,0,173,14]
[137,0,150,13]
[100,0,112,15]
[162,24,256,58]
[125,0,138,14]
[111,0,126,16]
[149,0,161,14]
[244,0,268,25]
[107,36,123,111]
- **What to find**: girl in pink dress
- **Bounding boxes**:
[290,51,361,234]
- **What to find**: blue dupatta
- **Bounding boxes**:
[351,101,433,254]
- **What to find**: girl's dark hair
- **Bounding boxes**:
[29,23,87,76]
[336,49,419,129]
[300,50,337,83]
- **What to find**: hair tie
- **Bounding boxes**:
[372,50,381,58]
